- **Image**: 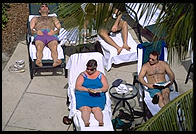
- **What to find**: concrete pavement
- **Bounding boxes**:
[2,27,193,131]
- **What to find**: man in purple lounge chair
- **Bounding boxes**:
[30,3,62,67]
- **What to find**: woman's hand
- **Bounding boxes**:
[88,89,102,93]
[88,89,96,94]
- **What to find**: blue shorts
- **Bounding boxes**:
[147,82,169,98]
[34,29,59,47]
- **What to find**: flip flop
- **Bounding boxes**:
[99,122,104,126]
[85,122,90,127]
[63,116,72,125]
[35,59,43,67]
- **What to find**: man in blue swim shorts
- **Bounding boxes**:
[30,3,62,67]
[138,51,175,108]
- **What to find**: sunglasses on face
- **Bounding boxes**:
[86,68,95,71]
[41,5,48,8]
[149,57,157,61]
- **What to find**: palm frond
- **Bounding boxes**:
[129,3,193,63]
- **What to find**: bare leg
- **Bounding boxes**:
[162,88,170,105]
[79,106,92,127]
[47,40,62,67]
[92,107,104,126]
[35,40,45,67]
[98,28,123,55]
[156,93,165,108]
[119,20,131,51]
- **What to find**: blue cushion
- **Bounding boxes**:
[137,40,166,65]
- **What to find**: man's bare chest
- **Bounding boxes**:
[36,17,54,25]
[147,64,165,76]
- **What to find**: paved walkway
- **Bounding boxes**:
[2,27,193,131]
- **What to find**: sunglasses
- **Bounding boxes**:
[41,5,48,8]
[86,68,96,71]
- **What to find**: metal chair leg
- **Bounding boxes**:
[185,63,193,84]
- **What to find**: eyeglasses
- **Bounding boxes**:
[41,5,48,8]
[86,68,95,71]
[149,57,157,61]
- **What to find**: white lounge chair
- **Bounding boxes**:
[28,13,65,60]
[134,40,179,119]
[98,31,138,71]
[66,52,114,131]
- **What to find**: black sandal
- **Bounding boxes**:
[63,116,72,125]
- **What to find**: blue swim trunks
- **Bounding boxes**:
[34,29,59,46]
[147,82,170,98]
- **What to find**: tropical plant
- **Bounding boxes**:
[127,3,194,64]
[2,3,10,29]
[135,88,193,131]
[57,3,193,63]
[57,3,125,44]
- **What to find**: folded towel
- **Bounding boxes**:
[115,84,128,94]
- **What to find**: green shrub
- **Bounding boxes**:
[2,3,10,29]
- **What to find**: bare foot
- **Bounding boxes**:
[36,59,43,67]
[117,47,123,55]
[53,59,62,67]
[123,44,131,51]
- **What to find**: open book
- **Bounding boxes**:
[88,89,102,94]
[153,81,171,88]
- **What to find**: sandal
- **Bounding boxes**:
[16,59,25,65]
[35,59,43,67]
[99,122,104,126]
[53,59,62,67]
[85,122,90,127]
[63,116,72,125]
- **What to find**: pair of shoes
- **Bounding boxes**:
[53,59,62,67]
[8,60,25,73]
[16,59,25,65]
[63,116,72,125]
[8,64,25,73]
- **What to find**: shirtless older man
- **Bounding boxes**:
[138,51,175,108]
[30,3,61,67]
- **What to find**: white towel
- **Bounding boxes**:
[98,31,138,71]
[115,84,128,94]
[66,52,113,131]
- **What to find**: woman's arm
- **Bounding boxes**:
[100,74,109,92]
[75,73,89,92]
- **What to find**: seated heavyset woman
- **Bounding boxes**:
[75,59,109,127]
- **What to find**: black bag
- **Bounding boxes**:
[152,94,159,104]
